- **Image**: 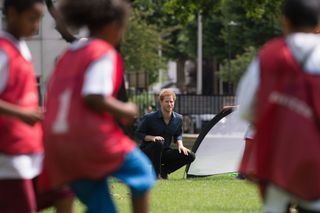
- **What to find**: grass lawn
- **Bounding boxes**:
[40,168,262,213]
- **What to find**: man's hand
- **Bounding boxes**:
[222,105,236,113]
[178,143,191,156]
[144,135,164,142]
[153,136,164,142]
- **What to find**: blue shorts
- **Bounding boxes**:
[70,148,155,213]
[112,147,155,197]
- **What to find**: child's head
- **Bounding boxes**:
[59,0,130,45]
[282,0,320,34]
[3,0,44,38]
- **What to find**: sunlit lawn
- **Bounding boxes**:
[40,168,262,213]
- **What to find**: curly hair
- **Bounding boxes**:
[283,0,320,28]
[58,0,130,31]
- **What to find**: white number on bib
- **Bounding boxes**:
[52,89,72,134]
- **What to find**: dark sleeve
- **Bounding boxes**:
[135,115,149,141]
[174,115,183,142]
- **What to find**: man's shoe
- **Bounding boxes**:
[160,168,168,180]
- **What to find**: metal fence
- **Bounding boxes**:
[128,91,236,133]
[175,95,236,115]
[175,95,236,133]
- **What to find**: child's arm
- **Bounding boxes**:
[0,49,42,125]
[236,58,260,122]
[0,100,43,125]
[84,94,138,122]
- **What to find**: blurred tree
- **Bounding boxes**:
[126,0,283,88]
[129,0,281,60]
[217,0,281,86]
[120,8,165,84]
[218,46,257,86]
[238,0,282,19]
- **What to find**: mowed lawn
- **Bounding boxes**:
[40,168,262,213]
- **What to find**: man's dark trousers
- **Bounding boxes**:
[140,141,195,179]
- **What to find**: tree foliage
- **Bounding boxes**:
[218,46,257,86]
[163,0,222,24]
[219,0,281,54]
[217,0,281,84]
[126,0,283,87]
[238,0,282,19]
[120,8,165,84]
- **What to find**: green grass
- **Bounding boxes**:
[39,168,262,213]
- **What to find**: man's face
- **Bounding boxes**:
[160,95,174,113]
[9,3,44,37]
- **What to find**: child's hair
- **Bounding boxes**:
[282,0,320,28]
[159,89,176,102]
[3,0,44,15]
[59,0,130,32]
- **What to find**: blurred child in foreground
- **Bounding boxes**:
[42,0,155,212]
[237,0,320,212]
[0,0,73,212]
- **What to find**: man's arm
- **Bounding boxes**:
[144,135,164,142]
[236,57,260,123]
[135,114,164,142]
[175,115,190,155]
[135,115,148,141]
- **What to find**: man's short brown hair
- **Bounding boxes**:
[159,89,176,102]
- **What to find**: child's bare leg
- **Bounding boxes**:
[132,192,150,213]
